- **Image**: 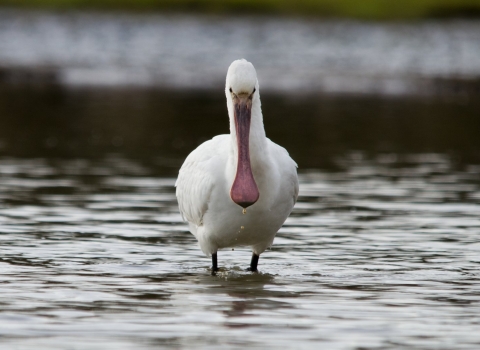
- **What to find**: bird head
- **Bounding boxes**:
[226,59,260,209]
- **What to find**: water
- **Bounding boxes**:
[1,154,480,349]
[0,87,480,349]
[1,10,480,95]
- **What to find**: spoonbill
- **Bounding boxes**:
[175,59,298,273]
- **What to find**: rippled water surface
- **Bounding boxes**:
[1,89,480,349]
[1,154,480,349]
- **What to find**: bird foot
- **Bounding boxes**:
[246,267,258,273]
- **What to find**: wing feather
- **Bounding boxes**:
[175,136,227,227]
[268,139,299,206]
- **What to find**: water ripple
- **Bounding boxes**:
[0,154,479,349]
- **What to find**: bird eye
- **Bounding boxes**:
[229,87,233,93]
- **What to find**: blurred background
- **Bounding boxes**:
[1,1,480,165]
[0,2,480,167]
[1,2,480,350]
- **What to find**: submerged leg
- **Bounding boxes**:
[247,253,259,272]
[211,252,219,275]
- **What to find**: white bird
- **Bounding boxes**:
[175,59,298,273]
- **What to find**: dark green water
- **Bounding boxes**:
[1,87,479,167]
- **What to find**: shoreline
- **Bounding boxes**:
[1,1,480,20]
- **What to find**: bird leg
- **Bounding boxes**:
[247,253,259,272]
[211,252,219,275]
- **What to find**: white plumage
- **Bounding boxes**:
[175,59,298,271]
